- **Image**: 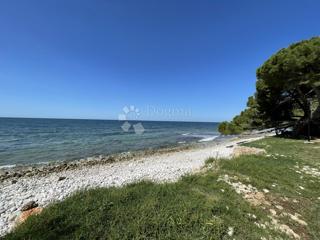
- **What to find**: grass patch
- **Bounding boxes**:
[5,177,277,240]
[5,137,320,239]
[220,137,320,239]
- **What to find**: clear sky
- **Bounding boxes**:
[0,0,319,122]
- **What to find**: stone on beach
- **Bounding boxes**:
[20,201,38,212]
[58,176,66,181]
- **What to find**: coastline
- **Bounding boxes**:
[0,135,230,182]
[0,131,273,236]
[0,118,221,168]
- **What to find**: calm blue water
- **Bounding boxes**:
[0,118,219,167]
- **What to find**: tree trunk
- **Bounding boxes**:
[292,87,320,137]
[312,87,320,121]
[295,87,310,120]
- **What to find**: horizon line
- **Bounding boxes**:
[0,116,220,124]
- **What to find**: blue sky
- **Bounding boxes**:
[0,0,319,122]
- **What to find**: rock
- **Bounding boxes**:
[9,213,18,222]
[20,201,38,211]
[13,172,22,178]
[10,207,17,212]
[289,213,307,226]
[16,207,43,225]
[26,167,33,172]
[247,213,257,219]
[0,208,6,215]
[227,226,234,236]
[269,209,277,216]
[11,179,17,184]
[0,169,8,176]
[58,176,66,181]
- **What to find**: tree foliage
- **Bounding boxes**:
[256,36,320,135]
[219,36,320,136]
[218,96,263,135]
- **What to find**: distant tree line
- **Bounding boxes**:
[219,37,320,137]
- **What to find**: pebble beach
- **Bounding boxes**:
[0,134,269,236]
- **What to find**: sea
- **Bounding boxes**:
[0,118,221,167]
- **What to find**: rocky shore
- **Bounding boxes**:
[0,133,272,236]
[0,144,196,182]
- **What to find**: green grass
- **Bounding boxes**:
[5,137,320,240]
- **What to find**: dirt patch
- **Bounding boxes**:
[232,146,266,158]
[218,175,270,206]
[16,207,43,225]
[218,174,308,239]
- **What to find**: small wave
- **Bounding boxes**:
[181,133,190,136]
[178,141,186,144]
[0,138,20,143]
[198,136,218,142]
[0,164,16,169]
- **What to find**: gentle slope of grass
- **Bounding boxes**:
[4,137,320,239]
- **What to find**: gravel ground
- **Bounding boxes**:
[0,136,265,236]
